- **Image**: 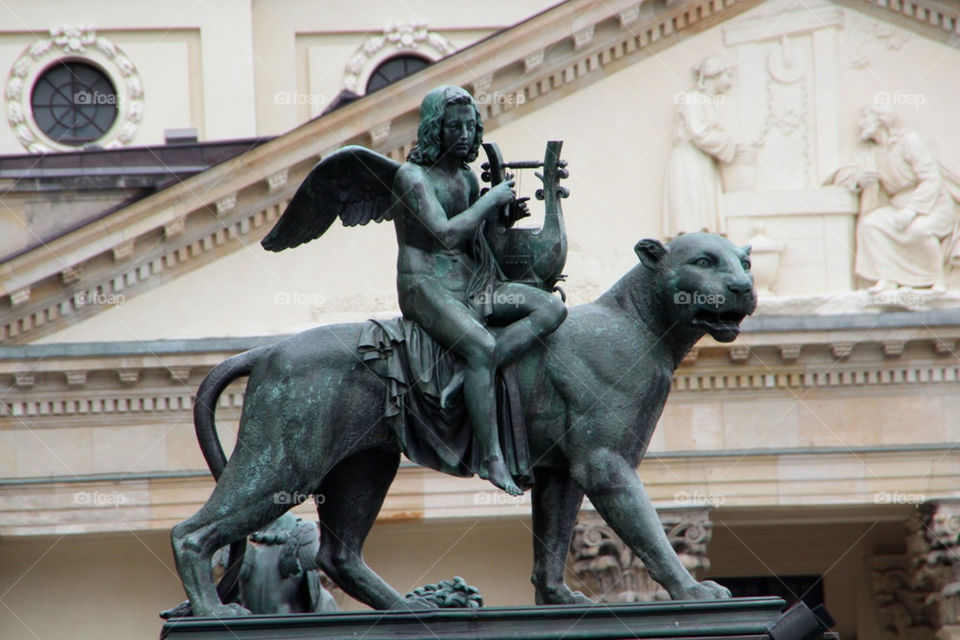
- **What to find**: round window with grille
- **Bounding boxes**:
[30,60,119,147]
[365,55,430,94]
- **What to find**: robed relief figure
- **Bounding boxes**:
[261,85,567,496]
[832,104,960,291]
[662,55,739,237]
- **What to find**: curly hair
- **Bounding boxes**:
[407,85,483,167]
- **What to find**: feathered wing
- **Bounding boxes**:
[261,146,401,251]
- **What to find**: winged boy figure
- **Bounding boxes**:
[262,85,567,496]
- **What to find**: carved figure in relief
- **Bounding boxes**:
[662,55,740,236]
[832,105,960,292]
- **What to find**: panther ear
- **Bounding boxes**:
[741,244,752,257]
[635,239,667,269]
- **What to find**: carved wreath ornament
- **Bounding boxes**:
[4,25,144,153]
[341,21,455,93]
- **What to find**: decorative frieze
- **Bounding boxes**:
[865,0,960,36]
[674,358,960,392]
[2,196,283,344]
[568,509,712,602]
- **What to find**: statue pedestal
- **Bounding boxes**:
[160,597,832,639]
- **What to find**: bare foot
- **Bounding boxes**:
[868,279,896,293]
[480,456,522,496]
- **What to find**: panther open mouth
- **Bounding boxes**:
[691,309,749,342]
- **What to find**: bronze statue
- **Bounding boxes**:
[261,85,566,496]
[167,85,756,618]
[169,228,756,617]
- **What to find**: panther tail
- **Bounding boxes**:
[191,346,268,609]
[193,347,267,479]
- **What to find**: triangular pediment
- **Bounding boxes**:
[3,0,958,344]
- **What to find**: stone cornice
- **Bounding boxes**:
[2,312,959,422]
[1,0,955,344]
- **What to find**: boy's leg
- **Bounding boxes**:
[400,280,521,495]
[488,283,567,367]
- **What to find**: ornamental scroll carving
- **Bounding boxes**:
[567,509,713,602]
[868,554,934,639]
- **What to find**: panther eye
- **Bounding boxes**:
[741,260,751,271]
[693,257,712,268]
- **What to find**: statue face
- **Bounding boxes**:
[441,103,478,161]
[859,108,881,142]
[712,68,733,94]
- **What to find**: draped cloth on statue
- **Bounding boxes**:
[832,130,960,287]
[662,91,737,237]
[357,317,533,489]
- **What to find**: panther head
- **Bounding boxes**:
[635,233,757,343]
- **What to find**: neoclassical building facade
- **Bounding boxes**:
[2,1,960,638]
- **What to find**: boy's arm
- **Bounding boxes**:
[395,164,513,248]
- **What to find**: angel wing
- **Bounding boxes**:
[261,145,401,252]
